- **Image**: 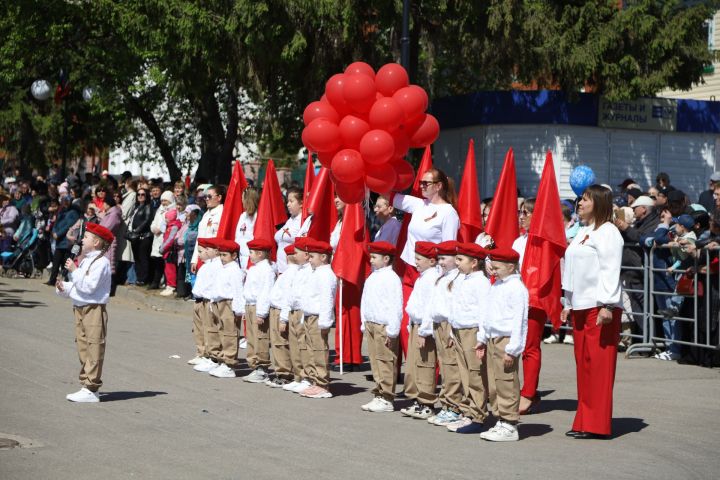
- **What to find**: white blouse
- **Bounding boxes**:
[300,264,337,329]
[511,234,528,269]
[191,204,223,265]
[405,266,440,325]
[374,216,402,246]
[207,260,247,315]
[234,212,256,270]
[450,271,490,330]
[56,251,112,306]
[392,194,459,266]
[561,222,623,310]
[243,259,276,318]
[478,274,528,357]
[420,268,460,337]
[330,219,342,251]
[274,214,302,273]
[360,265,404,338]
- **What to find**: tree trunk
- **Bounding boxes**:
[193,84,238,185]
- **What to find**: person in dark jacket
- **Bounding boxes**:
[128,188,154,285]
[615,195,661,332]
[46,198,82,285]
[698,172,720,214]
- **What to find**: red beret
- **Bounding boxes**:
[368,241,396,256]
[488,247,520,263]
[284,244,297,256]
[215,239,240,253]
[305,238,333,255]
[436,240,460,256]
[247,238,273,251]
[294,237,309,251]
[414,241,437,259]
[456,242,488,259]
[85,222,114,244]
[198,237,217,248]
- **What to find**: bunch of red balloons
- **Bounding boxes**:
[302,62,439,203]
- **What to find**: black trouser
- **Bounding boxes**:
[35,238,51,270]
[176,262,190,298]
[149,256,164,288]
[130,236,153,284]
[48,247,69,284]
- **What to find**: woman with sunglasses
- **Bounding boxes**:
[127,188,154,286]
[389,168,459,358]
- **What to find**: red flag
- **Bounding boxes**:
[217,160,249,240]
[253,159,288,260]
[302,151,316,222]
[306,167,338,243]
[456,139,482,242]
[331,202,370,286]
[485,147,518,248]
[521,151,567,328]
[185,172,191,191]
[395,145,433,264]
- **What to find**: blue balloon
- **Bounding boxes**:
[569,165,596,197]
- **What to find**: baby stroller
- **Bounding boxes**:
[1,228,39,278]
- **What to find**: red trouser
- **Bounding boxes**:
[572,307,621,436]
[398,262,419,358]
[520,307,546,399]
[334,282,363,365]
[164,259,177,288]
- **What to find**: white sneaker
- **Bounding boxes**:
[361,397,380,411]
[159,287,175,296]
[654,351,681,361]
[66,387,100,403]
[400,402,421,417]
[238,338,247,349]
[283,380,300,392]
[193,358,218,372]
[412,406,435,420]
[209,363,236,378]
[563,335,574,345]
[543,334,560,344]
[446,416,472,432]
[243,368,269,383]
[367,397,394,412]
[288,379,310,393]
[480,420,519,442]
[187,356,204,365]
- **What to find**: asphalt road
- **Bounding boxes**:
[1,277,719,480]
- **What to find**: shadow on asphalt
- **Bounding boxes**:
[0,282,46,309]
[100,391,168,402]
[330,382,367,397]
[610,417,648,438]
[519,423,553,438]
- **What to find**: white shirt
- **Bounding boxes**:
[512,234,528,269]
[234,211,256,270]
[270,263,299,311]
[393,194,459,266]
[191,204,224,265]
[191,257,221,299]
[274,214,302,273]
[420,268,460,337]
[207,260,246,315]
[298,215,312,237]
[450,271,490,330]
[243,259,276,318]
[283,262,312,320]
[301,264,337,329]
[56,250,111,306]
[405,266,440,326]
[478,274,528,357]
[374,216,402,246]
[360,266,403,338]
[330,220,342,251]
[562,222,623,310]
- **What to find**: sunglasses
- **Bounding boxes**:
[419,180,438,188]
[518,210,531,217]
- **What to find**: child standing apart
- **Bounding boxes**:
[56,223,114,403]
[206,239,246,378]
[360,241,404,412]
[424,241,465,426]
[266,244,299,388]
[298,239,337,399]
[447,242,491,434]
[401,241,441,419]
[188,238,220,367]
[478,247,528,442]
[242,238,276,383]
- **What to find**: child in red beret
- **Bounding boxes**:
[56,223,114,403]
[477,247,528,442]
[360,241,403,412]
[190,238,222,371]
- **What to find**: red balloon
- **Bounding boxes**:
[317,149,338,169]
[303,101,340,126]
[331,149,365,183]
[368,97,404,132]
[345,61,375,80]
[400,113,426,137]
[343,74,377,113]
[392,85,429,122]
[390,158,414,191]
[335,178,366,204]
[375,63,410,97]
[365,162,397,194]
[409,114,440,148]
[359,130,395,166]
[338,115,370,151]
[392,130,410,158]
[325,73,350,115]
[303,118,342,152]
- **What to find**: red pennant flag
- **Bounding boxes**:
[217,160,249,240]
[395,146,433,264]
[457,139,482,243]
[485,147,519,248]
[302,151,316,223]
[521,151,567,328]
[331,202,370,286]
[305,167,338,243]
[253,159,288,260]
[185,172,191,191]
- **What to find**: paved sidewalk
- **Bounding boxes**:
[0,277,719,480]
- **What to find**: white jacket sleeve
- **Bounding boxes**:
[231,269,247,315]
[318,272,337,329]
[392,193,424,214]
[386,274,404,338]
[595,224,623,305]
[504,288,529,356]
[441,209,460,241]
[55,282,72,298]
[256,269,275,318]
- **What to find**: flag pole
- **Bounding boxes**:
[339,279,344,375]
